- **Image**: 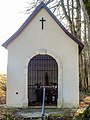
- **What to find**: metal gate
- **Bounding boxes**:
[28,54,58,106]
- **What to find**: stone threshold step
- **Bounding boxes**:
[24,117,42,120]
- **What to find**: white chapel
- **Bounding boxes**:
[2,2,84,108]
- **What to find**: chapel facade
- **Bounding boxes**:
[2,2,83,108]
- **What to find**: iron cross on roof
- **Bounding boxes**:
[40,17,46,30]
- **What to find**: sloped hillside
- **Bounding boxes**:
[0,74,6,104]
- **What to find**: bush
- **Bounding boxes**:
[0,74,6,104]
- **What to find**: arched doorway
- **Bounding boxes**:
[28,54,58,106]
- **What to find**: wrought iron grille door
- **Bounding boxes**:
[28,54,58,106]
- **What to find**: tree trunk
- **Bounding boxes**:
[88,21,90,85]
[76,0,81,40]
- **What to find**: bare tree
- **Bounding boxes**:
[80,1,90,90]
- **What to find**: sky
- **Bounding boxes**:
[0,0,30,74]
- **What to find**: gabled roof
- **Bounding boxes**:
[2,2,84,53]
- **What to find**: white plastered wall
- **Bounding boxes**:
[7,8,79,108]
